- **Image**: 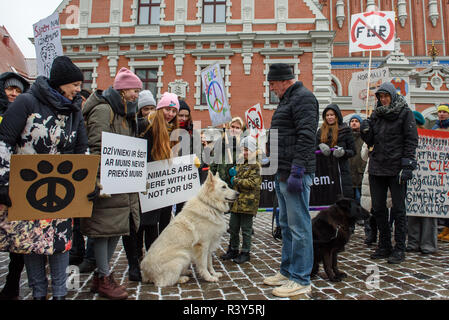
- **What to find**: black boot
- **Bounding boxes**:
[221,248,239,260]
[233,252,250,264]
[387,249,405,264]
[122,217,142,282]
[128,264,142,282]
[0,253,24,300]
[364,215,378,245]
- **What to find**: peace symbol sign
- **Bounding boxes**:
[26,177,75,213]
[206,80,225,114]
[20,160,88,213]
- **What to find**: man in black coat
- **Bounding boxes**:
[361,82,418,264]
[263,63,319,297]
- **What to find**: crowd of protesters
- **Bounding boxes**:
[0,58,445,300]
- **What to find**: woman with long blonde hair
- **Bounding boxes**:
[137,92,179,257]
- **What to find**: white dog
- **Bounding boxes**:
[140,171,239,287]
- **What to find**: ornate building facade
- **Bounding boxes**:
[56,0,449,126]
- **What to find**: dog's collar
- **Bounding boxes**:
[330,225,341,241]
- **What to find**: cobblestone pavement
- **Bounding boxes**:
[1,212,449,300]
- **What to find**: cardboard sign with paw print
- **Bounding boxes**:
[7,154,100,221]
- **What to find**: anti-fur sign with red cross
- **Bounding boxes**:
[350,11,395,53]
[245,104,265,139]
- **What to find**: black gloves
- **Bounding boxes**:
[0,186,11,207]
[87,183,102,202]
[398,158,417,184]
[360,119,371,134]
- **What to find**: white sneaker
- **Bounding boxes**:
[272,280,312,298]
[263,272,289,286]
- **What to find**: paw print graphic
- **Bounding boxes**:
[20,160,89,213]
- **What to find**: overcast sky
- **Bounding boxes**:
[0,0,63,58]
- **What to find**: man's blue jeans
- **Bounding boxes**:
[275,173,314,286]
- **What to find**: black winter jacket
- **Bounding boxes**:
[270,81,319,178]
[0,72,30,116]
[316,104,356,198]
[361,82,418,176]
[0,76,89,186]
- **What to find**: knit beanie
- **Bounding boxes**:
[138,90,156,110]
[240,136,257,153]
[49,56,84,88]
[413,111,425,126]
[437,104,449,114]
[4,77,24,92]
[113,68,143,90]
[267,63,295,81]
[349,114,363,124]
[157,92,179,111]
[179,100,191,113]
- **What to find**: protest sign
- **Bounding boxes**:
[407,129,449,218]
[33,12,64,78]
[258,155,342,209]
[8,154,100,221]
[245,104,265,139]
[139,154,201,212]
[310,155,342,207]
[100,132,147,195]
[349,67,389,111]
[350,11,395,53]
[201,63,232,127]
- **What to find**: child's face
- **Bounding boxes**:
[242,147,249,160]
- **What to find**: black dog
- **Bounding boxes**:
[311,197,369,282]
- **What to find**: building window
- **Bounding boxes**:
[203,0,226,23]
[81,69,93,91]
[201,66,226,106]
[136,68,158,97]
[138,0,161,25]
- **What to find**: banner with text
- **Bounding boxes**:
[100,132,147,195]
[139,154,201,212]
[258,154,342,209]
[33,12,64,78]
[407,129,449,218]
[349,66,390,112]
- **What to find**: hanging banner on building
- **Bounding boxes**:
[33,12,64,78]
[350,11,395,53]
[349,67,390,111]
[139,154,201,212]
[407,129,449,218]
[201,63,232,127]
[8,154,100,221]
[258,154,342,209]
[100,132,148,195]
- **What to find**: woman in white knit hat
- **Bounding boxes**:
[137,90,156,119]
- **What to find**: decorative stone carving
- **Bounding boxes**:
[397,0,408,28]
[428,0,439,28]
[336,0,345,29]
[168,79,189,99]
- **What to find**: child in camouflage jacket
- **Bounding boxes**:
[221,136,262,264]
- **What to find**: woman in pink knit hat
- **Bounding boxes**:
[137,92,180,257]
[81,67,142,300]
